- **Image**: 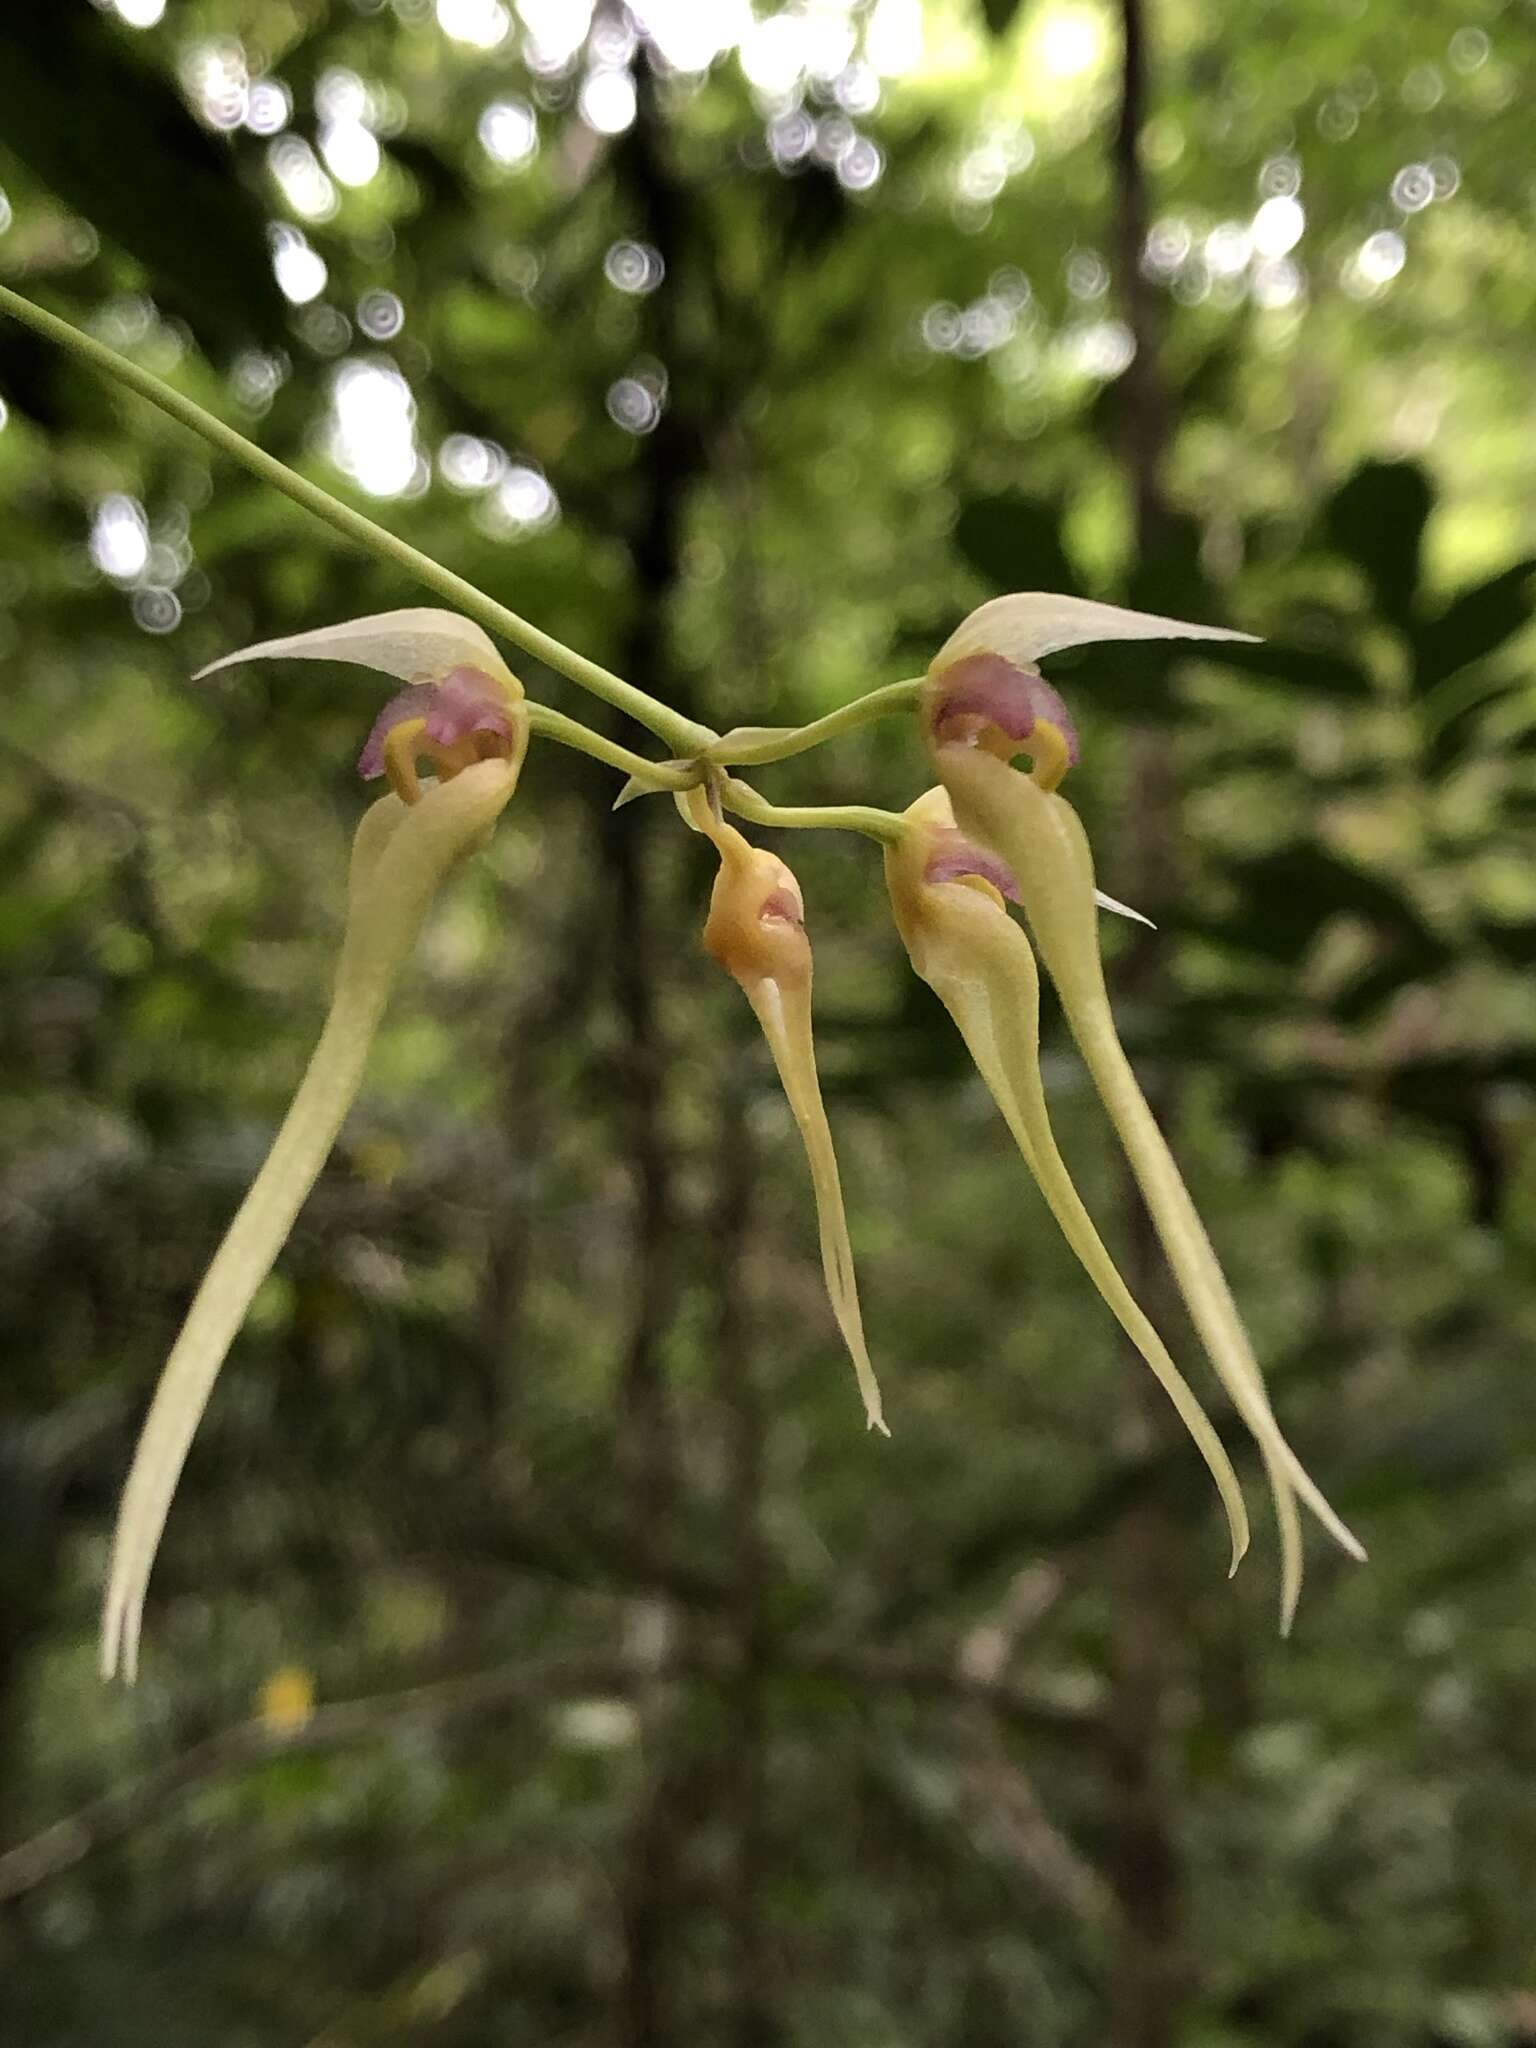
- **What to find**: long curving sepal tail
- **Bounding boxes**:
[885,812,1248,1566]
[746,974,889,1437]
[101,756,522,1680]
[935,746,1363,1629]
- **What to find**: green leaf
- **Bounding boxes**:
[1330,939,1452,1025]
[1412,558,1536,694]
[1475,918,1536,970]
[1047,641,1186,723]
[1202,844,1439,967]
[1194,639,1377,701]
[0,11,288,352]
[1179,324,1249,419]
[952,491,1081,594]
[1124,511,1210,619]
[1323,458,1434,629]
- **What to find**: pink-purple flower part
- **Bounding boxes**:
[759,885,805,926]
[929,652,1081,766]
[922,828,1024,904]
[357,667,518,780]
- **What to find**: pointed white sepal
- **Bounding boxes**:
[193,608,521,699]
[1094,888,1156,930]
[931,593,1259,678]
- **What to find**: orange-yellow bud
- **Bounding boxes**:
[701,837,810,993]
[682,790,886,1436]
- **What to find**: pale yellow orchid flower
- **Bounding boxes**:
[681,788,887,1436]
[922,594,1364,1629]
[885,788,1249,1571]
[102,612,528,1680]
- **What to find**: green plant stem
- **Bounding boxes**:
[721,775,905,845]
[525,704,699,790]
[710,680,924,765]
[546,729,898,840]
[0,284,716,759]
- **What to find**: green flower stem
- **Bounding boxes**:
[710,679,924,766]
[0,284,715,760]
[721,775,905,845]
[525,704,699,790]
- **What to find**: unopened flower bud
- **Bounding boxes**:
[683,791,886,1436]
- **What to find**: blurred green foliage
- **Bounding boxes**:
[2,2,1535,2044]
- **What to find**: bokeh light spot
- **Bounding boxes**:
[518,0,596,70]
[1258,154,1301,198]
[1038,6,1105,79]
[1391,163,1434,214]
[328,358,424,498]
[132,587,182,635]
[357,290,405,340]
[436,0,511,50]
[1448,27,1490,74]
[270,224,328,305]
[866,0,923,77]
[269,136,339,221]
[580,69,638,136]
[837,136,883,191]
[321,121,382,188]
[90,496,150,582]
[479,99,539,167]
[245,79,292,136]
[604,241,665,295]
[439,434,508,491]
[1206,222,1254,279]
[607,376,662,435]
[1252,195,1304,257]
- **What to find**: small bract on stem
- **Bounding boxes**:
[0,291,1363,1660]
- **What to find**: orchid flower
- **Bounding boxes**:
[921,594,1365,1629]
[101,611,528,1680]
[680,787,888,1436]
[884,788,1249,1570]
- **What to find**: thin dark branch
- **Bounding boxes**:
[605,77,710,2048]
[0,1639,1093,1906]
[788,1646,1097,1738]
[0,1653,630,1904]
[1108,4,1192,2043]
[1109,0,1172,554]
[712,1078,776,2048]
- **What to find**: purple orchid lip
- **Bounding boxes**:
[923,827,1024,904]
[929,651,1081,766]
[357,667,517,779]
[759,885,804,926]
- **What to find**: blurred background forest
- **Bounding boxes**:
[2,0,1535,2042]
